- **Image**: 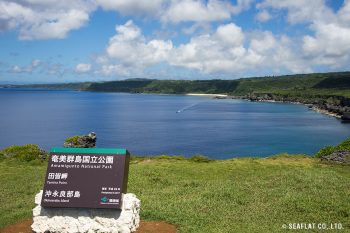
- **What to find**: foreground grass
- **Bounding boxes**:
[0,156,349,232]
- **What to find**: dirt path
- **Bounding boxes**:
[0,219,177,233]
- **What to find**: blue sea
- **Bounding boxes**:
[0,89,349,159]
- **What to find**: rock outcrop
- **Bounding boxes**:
[233,93,350,120]
[64,132,97,148]
[341,112,350,121]
[321,150,350,164]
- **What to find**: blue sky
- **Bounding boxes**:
[0,0,349,84]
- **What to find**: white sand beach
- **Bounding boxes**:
[186,93,228,97]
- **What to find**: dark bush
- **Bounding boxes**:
[189,155,212,163]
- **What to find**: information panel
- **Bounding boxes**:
[41,148,130,209]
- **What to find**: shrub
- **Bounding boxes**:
[315,146,336,158]
[189,155,212,163]
[337,138,350,151]
[64,135,80,144]
[157,155,185,160]
[0,152,5,162]
[315,138,350,158]
[0,144,48,162]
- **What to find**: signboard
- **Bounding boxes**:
[41,148,130,209]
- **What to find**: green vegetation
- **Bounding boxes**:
[86,80,154,93]
[80,71,350,99]
[130,155,349,233]
[84,79,240,94]
[187,154,212,162]
[64,135,81,145]
[231,72,350,96]
[0,160,46,228]
[0,143,349,232]
[9,71,350,98]
[0,144,47,162]
[316,138,350,158]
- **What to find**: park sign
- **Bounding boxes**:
[41,148,130,209]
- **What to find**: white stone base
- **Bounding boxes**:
[31,190,141,233]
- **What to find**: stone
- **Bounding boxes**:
[341,112,350,121]
[31,191,141,233]
[321,150,350,164]
[64,132,97,148]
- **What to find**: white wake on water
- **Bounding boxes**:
[176,102,201,113]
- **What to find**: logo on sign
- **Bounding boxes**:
[101,196,108,203]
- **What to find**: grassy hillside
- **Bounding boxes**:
[5,71,350,98]
[83,79,240,94]
[231,72,350,102]
[5,72,350,97]
[0,154,349,232]
[231,72,350,95]
[81,71,350,96]
[86,80,153,92]
[141,80,240,94]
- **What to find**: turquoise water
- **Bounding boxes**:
[0,89,349,159]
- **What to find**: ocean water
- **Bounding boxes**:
[0,89,349,159]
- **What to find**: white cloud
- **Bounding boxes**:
[96,20,320,77]
[255,9,271,22]
[106,20,173,69]
[11,65,27,73]
[10,59,42,73]
[215,23,244,47]
[297,0,350,67]
[250,31,275,53]
[0,0,253,40]
[3,0,350,77]
[257,0,335,24]
[302,23,350,67]
[169,27,312,74]
[258,0,350,69]
[162,0,232,23]
[169,23,249,73]
[161,0,253,24]
[96,0,166,16]
[45,63,64,75]
[31,59,41,67]
[0,0,95,40]
[338,0,350,25]
[75,63,91,73]
[97,64,133,76]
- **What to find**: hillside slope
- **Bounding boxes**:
[81,72,350,96]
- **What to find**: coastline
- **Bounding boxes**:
[186,93,344,119]
[208,95,344,119]
[235,97,343,119]
[311,106,342,119]
[186,93,228,97]
[172,92,346,120]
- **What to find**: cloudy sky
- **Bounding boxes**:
[0,0,349,83]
